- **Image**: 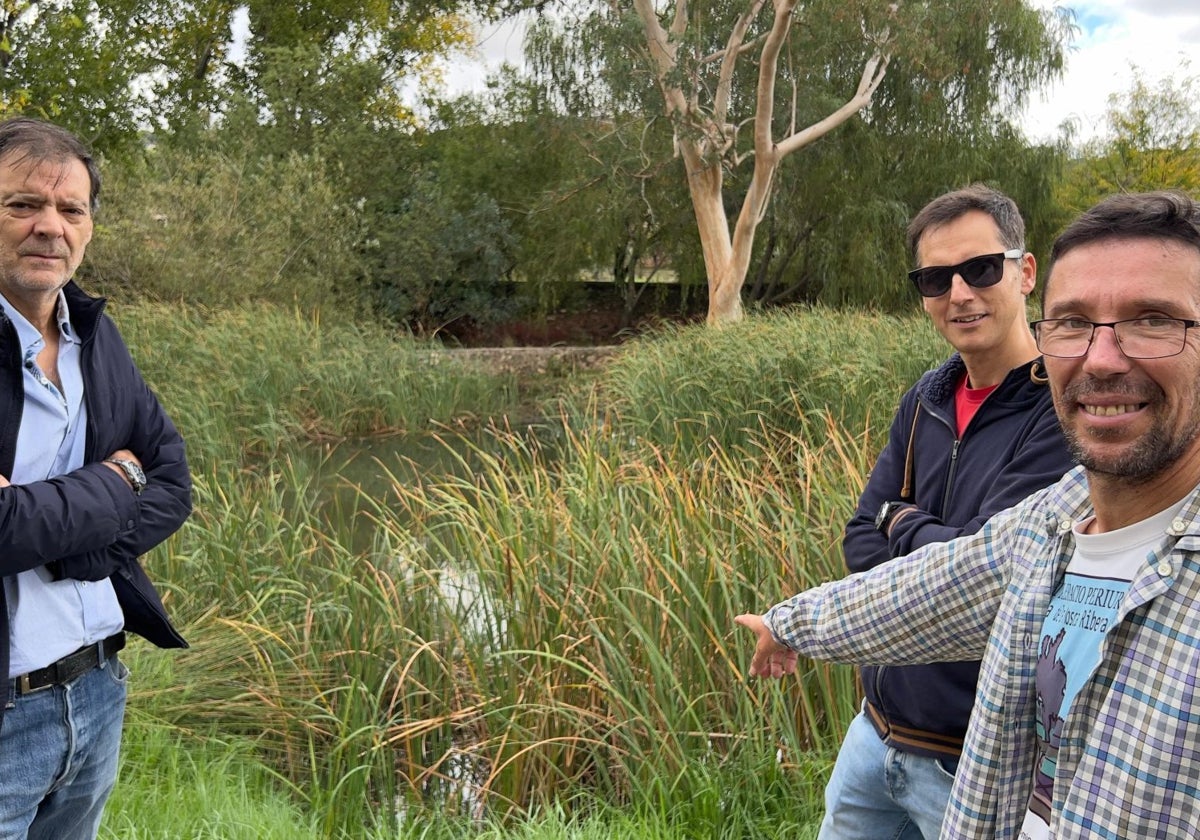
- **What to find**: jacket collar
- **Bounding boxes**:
[918,353,1048,405]
[61,280,106,343]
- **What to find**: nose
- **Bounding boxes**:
[30,206,67,238]
[947,272,976,304]
[1081,324,1133,375]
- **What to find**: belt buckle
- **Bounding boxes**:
[17,673,51,694]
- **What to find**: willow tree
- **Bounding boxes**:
[530,1,1072,324]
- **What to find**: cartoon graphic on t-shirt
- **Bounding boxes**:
[1018,524,1148,840]
[1033,628,1067,813]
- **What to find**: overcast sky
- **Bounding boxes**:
[1022,0,1200,142]
[441,2,1200,146]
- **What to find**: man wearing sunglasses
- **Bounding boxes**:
[824,185,1074,839]
[739,190,1200,839]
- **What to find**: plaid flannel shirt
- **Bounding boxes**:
[765,465,1200,839]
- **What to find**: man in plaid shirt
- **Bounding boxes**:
[738,190,1200,839]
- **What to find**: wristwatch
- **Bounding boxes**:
[105,458,147,495]
[874,500,906,532]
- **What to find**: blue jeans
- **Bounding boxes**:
[817,710,958,840]
[0,654,128,840]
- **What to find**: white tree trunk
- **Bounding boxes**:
[632,0,890,326]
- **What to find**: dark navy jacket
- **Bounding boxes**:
[0,282,190,715]
[842,354,1073,758]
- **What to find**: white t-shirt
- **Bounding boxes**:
[1019,502,1184,840]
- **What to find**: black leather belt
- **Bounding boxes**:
[15,632,126,695]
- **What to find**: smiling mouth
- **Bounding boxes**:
[952,314,986,324]
[1081,403,1147,417]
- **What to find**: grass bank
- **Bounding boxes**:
[101,303,945,838]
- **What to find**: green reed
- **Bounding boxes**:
[110,303,945,836]
[599,306,943,454]
[350,403,879,823]
[109,302,522,465]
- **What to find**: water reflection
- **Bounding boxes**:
[292,431,504,817]
[303,430,480,505]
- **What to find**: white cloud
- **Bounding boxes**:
[1023,0,1200,143]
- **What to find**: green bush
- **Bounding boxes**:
[81,147,367,315]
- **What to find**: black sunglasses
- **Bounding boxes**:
[908,249,1023,298]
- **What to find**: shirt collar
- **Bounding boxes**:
[1043,464,1200,538]
[0,289,78,353]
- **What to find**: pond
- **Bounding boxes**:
[292,419,568,554]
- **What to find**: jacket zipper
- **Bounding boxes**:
[940,438,962,518]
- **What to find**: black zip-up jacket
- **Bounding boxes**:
[842,354,1074,758]
[0,282,190,724]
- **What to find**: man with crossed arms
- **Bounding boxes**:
[0,118,190,839]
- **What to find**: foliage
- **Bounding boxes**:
[1057,66,1200,218]
[365,167,518,335]
[81,144,367,314]
[107,305,936,834]
[108,696,825,838]
[0,1,1086,325]
[104,302,522,466]
[520,1,1074,320]
[598,307,945,453]
[0,0,175,154]
[162,0,514,140]
[140,410,859,834]
[100,723,321,839]
[431,76,703,327]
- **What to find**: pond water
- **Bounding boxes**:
[304,431,475,500]
[288,431,477,549]
[293,420,566,554]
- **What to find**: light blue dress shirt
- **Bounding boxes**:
[0,292,124,677]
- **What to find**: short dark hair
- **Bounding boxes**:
[906,183,1025,265]
[0,118,100,213]
[1043,192,1200,312]
[1049,190,1200,268]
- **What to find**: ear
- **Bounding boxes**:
[1019,252,1037,296]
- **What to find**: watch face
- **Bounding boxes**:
[875,502,895,531]
[127,461,147,487]
[111,458,146,491]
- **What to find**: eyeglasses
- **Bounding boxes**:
[908,249,1023,297]
[1031,317,1200,359]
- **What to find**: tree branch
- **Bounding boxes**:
[700,32,768,67]
[713,0,768,126]
[632,0,688,119]
[739,0,798,228]
[670,0,688,37]
[776,47,891,158]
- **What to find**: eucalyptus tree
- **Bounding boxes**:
[529,1,1073,324]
